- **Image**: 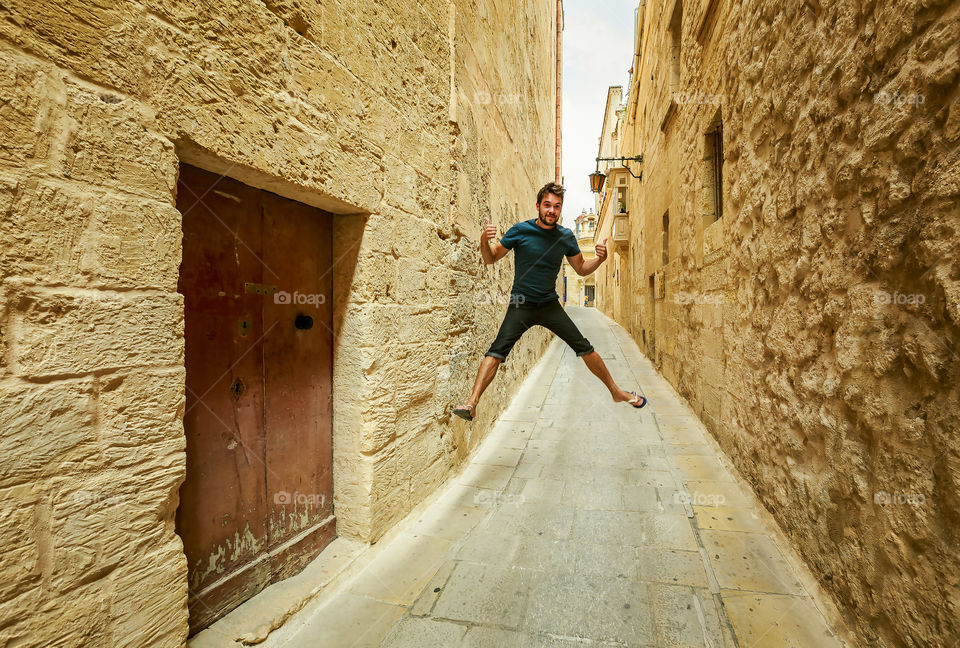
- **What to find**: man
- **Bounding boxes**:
[453,181,647,421]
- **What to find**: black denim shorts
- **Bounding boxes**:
[485,298,594,363]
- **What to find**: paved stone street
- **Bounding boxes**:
[268,306,847,648]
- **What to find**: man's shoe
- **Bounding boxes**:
[627,391,647,408]
[453,402,476,421]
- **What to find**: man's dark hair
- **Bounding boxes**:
[536,182,565,204]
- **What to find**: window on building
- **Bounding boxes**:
[669,2,683,94]
[662,211,669,266]
[696,0,720,44]
[704,112,723,224]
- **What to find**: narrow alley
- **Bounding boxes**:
[213,306,847,648]
[3,0,957,645]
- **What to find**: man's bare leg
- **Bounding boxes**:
[580,350,637,403]
[465,355,503,408]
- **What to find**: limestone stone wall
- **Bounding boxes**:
[597,0,959,646]
[0,0,558,645]
[344,0,561,541]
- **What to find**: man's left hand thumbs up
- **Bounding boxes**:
[596,237,608,262]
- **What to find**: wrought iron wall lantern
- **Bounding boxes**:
[589,154,644,193]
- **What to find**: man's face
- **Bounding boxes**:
[537,193,562,227]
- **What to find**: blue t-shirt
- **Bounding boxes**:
[499,218,581,302]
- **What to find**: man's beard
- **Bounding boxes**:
[537,211,558,227]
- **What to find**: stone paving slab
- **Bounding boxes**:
[722,591,846,648]
[265,306,849,648]
[283,592,405,647]
[522,571,654,642]
[347,533,453,605]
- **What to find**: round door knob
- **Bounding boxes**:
[294,314,314,330]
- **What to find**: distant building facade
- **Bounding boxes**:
[568,209,597,306]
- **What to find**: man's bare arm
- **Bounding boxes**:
[481,217,510,265]
[568,238,608,276]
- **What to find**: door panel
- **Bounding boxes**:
[177,167,269,625]
[261,192,335,580]
[176,165,335,633]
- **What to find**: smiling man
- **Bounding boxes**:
[453,181,647,421]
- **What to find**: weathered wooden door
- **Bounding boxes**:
[175,164,335,633]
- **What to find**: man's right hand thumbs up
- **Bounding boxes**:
[481,217,497,242]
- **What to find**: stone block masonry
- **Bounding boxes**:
[594,1,960,646]
[0,0,561,644]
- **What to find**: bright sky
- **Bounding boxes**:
[561,0,638,221]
